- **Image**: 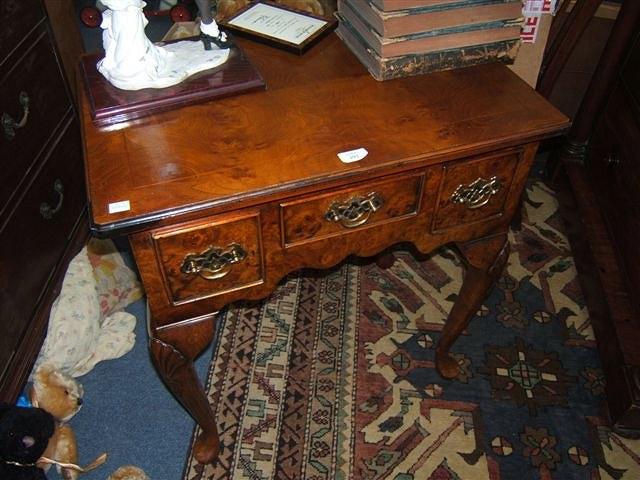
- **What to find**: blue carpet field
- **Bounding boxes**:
[69,297,214,479]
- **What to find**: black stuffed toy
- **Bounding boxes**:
[0,402,55,480]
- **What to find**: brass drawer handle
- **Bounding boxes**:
[180,243,247,280]
[40,179,65,220]
[451,176,502,209]
[2,91,30,140]
[325,192,383,228]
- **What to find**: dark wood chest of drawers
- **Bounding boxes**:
[557,2,640,432]
[0,0,87,400]
[583,25,640,431]
[588,29,640,307]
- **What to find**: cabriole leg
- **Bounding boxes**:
[149,318,219,464]
[435,234,509,379]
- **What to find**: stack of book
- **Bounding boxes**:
[335,0,524,81]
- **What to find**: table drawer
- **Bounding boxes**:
[1,31,72,215]
[0,120,85,372]
[0,0,45,66]
[152,213,264,304]
[280,172,424,246]
[432,150,520,231]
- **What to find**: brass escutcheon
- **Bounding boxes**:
[325,192,383,228]
[451,176,502,209]
[180,243,247,280]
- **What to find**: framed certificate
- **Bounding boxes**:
[220,0,338,54]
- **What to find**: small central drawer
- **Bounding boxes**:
[152,212,264,304]
[280,172,424,247]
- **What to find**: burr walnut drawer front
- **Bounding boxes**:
[280,172,424,247]
[152,213,264,305]
[432,150,521,231]
[1,31,73,213]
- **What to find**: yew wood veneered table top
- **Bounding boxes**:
[81,35,567,236]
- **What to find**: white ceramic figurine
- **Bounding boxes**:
[97,0,231,90]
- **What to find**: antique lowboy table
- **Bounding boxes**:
[79,35,568,463]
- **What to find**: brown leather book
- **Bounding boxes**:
[335,15,520,81]
[347,0,524,38]
[371,0,477,11]
[339,0,522,58]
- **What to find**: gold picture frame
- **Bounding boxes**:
[220,0,338,54]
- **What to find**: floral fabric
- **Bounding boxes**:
[34,239,143,377]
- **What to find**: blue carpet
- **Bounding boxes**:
[69,297,214,479]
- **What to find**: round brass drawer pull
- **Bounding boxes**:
[325,192,383,228]
[180,243,247,280]
[2,91,30,140]
[451,176,502,209]
[40,179,65,220]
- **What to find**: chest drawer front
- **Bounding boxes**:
[0,0,45,66]
[603,89,640,203]
[588,88,640,295]
[153,213,264,304]
[0,120,85,372]
[622,31,640,114]
[1,32,71,214]
[280,172,424,247]
[432,150,520,231]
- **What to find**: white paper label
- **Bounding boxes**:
[521,15,541,43]
[338,148,368,163]
[523,0,557,15]
[108,200,131,214]
[521,0,558,44]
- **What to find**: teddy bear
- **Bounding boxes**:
[216,0,331,20]
[107,465,150,480]
[0,402,55,480]
[28,365,107,479]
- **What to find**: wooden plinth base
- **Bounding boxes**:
[80,43,265,126]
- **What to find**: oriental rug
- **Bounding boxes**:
[182,180,640,480]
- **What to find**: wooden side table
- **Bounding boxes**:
[79,35,569,463]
